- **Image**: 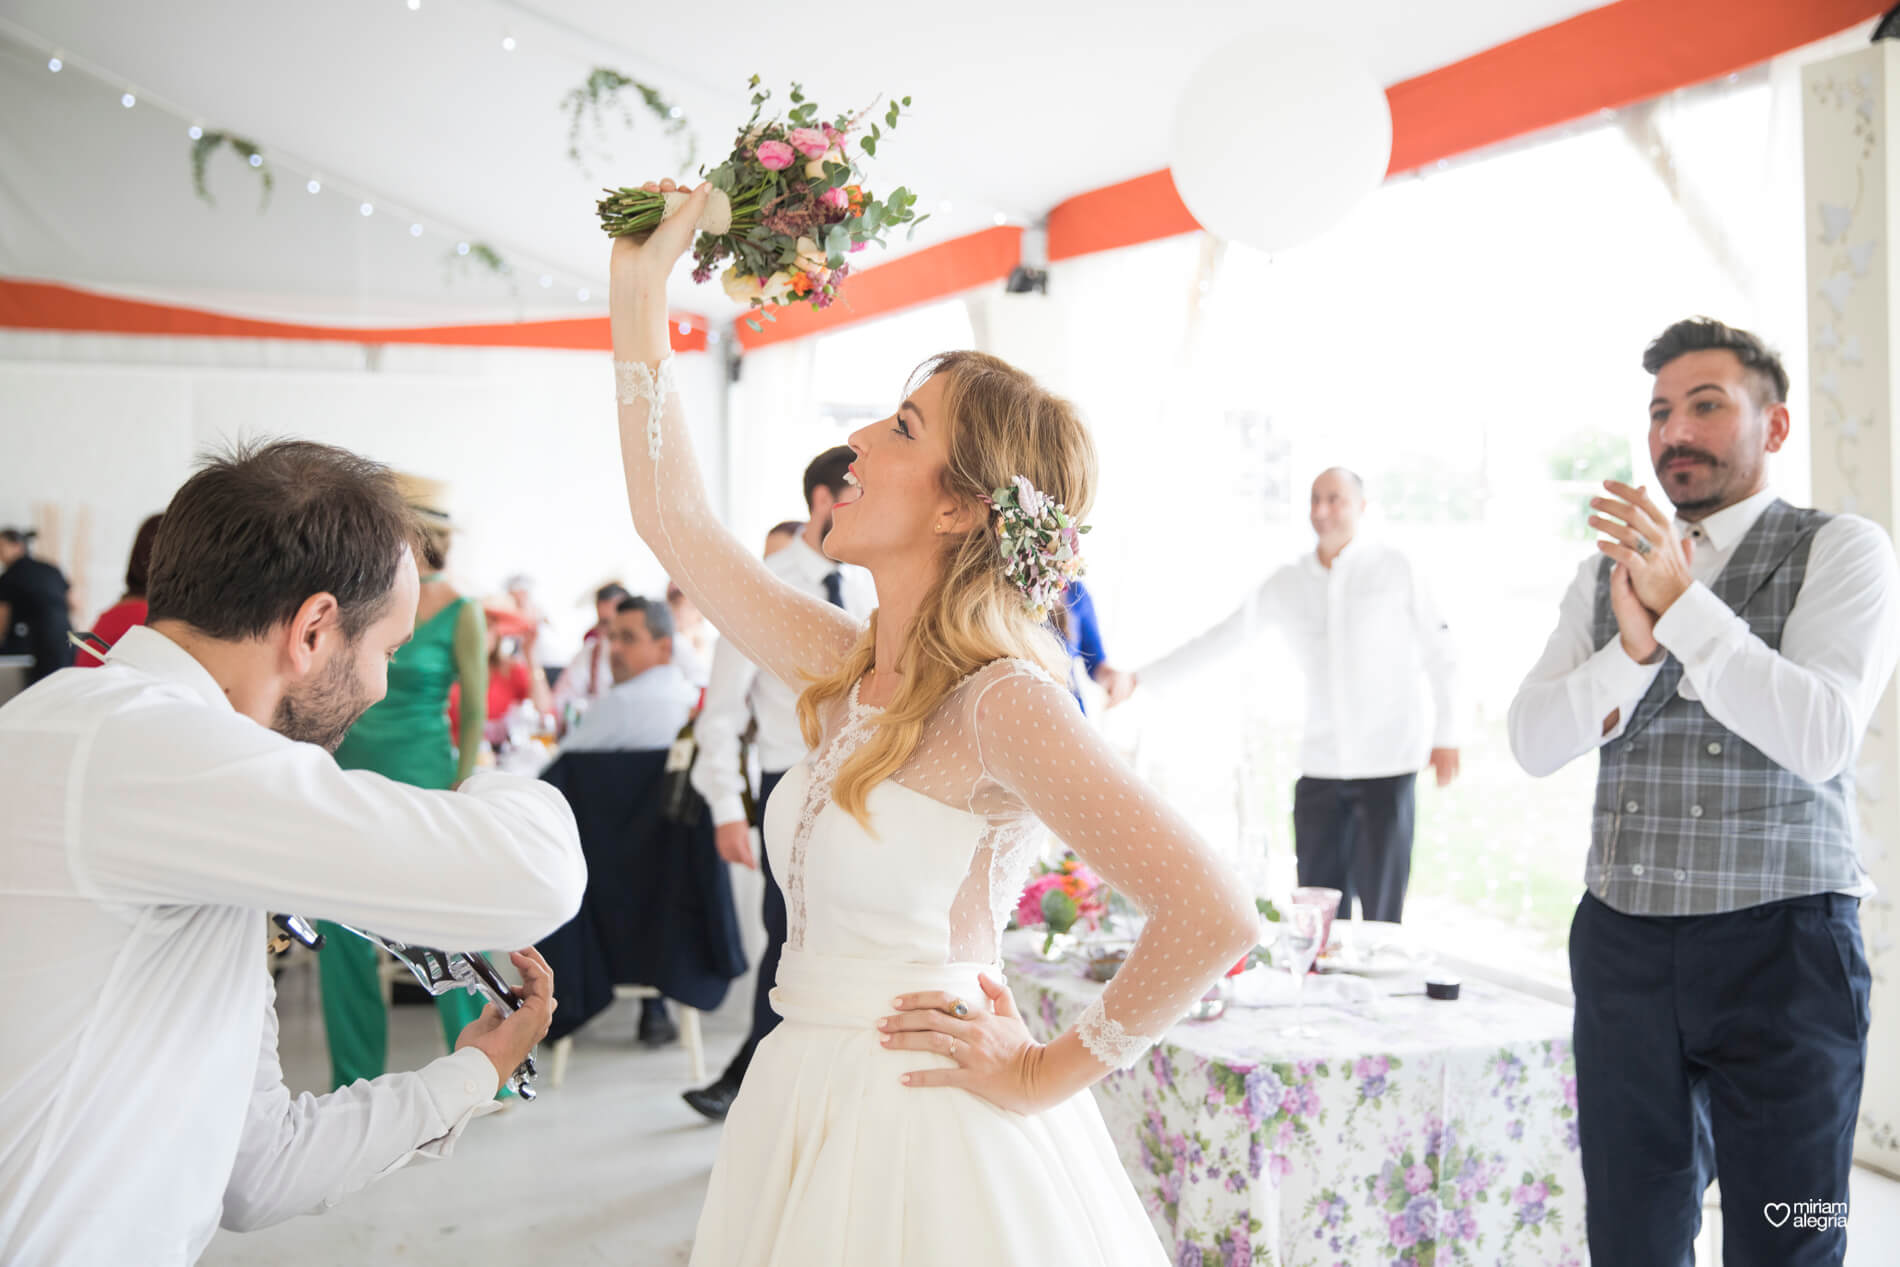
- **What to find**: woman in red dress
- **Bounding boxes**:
[77,514,163,665]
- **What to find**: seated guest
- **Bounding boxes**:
[666,581,715,687]
[76,512,165,664]
[0,526,74,684]
[560,596,697,753]
[0,440,584,1265]
[557,594,696,1045]
[551,581,631,721]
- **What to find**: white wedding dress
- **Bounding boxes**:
[613,357,1257,1267]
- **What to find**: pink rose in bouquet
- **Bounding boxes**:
[787,126,830,158]
[755,140,796,170]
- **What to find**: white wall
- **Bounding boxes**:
[0,331,728,659]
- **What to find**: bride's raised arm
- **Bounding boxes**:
[609,181,861,686]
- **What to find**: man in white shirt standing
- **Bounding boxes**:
[558,595,698,753]
[1509,319,1900,1265]
[0,440,585,1266]
[681,445,872,1120]
[1131,468,1461,923]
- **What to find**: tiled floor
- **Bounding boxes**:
[200,954,1900,1266]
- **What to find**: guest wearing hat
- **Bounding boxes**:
[315,474,492,1091]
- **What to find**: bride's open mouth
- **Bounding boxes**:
[836,468,865,509]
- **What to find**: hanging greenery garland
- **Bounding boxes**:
[190,132,273,210]
[563,68,693,173]
[444,241,514,290]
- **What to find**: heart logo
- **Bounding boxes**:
[1764,1203,1792,1228]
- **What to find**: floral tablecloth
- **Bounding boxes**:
[1004,931,1586,1267]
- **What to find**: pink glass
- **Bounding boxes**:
[1290,886,1344,959]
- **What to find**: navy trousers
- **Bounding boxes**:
[717,769,788,1088]
[1569,891,1870,1266]
[1292,773,1416,922]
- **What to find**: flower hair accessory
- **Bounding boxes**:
[980,475,1090,620]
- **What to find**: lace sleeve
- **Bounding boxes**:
[615,357,861,688]
[970,664,1259,1069]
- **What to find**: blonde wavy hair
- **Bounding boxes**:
[795,350,1098,828]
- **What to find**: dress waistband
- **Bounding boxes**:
[770,948,1003,1030]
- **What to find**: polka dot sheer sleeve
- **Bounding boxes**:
[968,665,1260,1069]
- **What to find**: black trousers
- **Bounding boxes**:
[1291,773,1416,922]
[718,769,788,1087]
[1569,891,1870,1266]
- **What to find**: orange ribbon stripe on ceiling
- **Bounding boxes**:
[1,0,1879,351]
[0,278,711,353]
[1043,0,1887,262]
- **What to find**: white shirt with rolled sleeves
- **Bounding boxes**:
[1508,488,1900,900]
[0,625,586,1266]
[689,539,875,827]
[1139,539,1463,780]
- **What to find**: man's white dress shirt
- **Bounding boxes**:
[559,662,698,753]
[0,627,586,1265]
[1508,488,1900,823]
[690,539,874,827]
[1140,539,1462,780]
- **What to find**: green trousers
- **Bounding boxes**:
[315,921,487,1091]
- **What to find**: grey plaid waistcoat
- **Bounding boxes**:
[1588,500,1860,916]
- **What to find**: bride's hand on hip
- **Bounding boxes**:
[880,973,1050,1115]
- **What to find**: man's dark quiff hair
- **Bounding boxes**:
[145,439,415,642]
[1642,317,1790,409]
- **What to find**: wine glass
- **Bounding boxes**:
[1278,903,1325,1039]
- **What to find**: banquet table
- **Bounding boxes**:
[1004,929,1586,1267]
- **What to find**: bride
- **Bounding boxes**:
[612,180,1260,1265]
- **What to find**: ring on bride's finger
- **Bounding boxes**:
[949,1000,970,1019]
[1634,536,1653,558]
[946,1037,957,1057]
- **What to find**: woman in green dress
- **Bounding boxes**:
[316,479,489,1090]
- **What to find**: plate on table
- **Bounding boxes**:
[1317,922,1430,978]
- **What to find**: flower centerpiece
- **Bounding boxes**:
[1015,852,1110,957]
[595,77,924,330]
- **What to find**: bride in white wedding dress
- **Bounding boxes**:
[610,180,1260,1266]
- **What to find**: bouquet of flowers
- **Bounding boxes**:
[596,77,923,329]
[1015,852,1110,954]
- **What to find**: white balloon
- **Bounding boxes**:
[1170,29,1393,253]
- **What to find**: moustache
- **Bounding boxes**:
[1657,446,1720,471]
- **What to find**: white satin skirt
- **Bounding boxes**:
[688,948,1167,1266]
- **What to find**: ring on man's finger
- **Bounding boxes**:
[949,1000,970,1019]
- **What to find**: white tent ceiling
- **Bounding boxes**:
[0,0,1603,329]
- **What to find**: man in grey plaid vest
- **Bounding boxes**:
[1510,318,1900,1266]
